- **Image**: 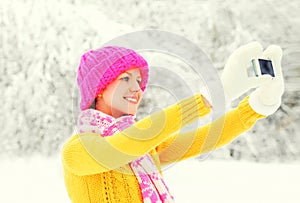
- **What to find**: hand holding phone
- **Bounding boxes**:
[249,45,284,116]
[221,42,272,102]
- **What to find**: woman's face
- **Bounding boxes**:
[96,68,144,118]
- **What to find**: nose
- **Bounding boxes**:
[129,80,142,92]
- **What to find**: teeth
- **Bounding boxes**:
[125,97,137,102]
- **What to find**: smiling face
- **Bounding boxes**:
[95,68,144,118]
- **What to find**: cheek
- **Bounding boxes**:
[102,90,114,106]
[106,89,126,105]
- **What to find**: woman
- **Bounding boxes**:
[62,43,284,202]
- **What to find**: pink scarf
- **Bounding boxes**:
[77,109,175,203]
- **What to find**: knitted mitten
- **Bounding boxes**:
[221,42,272,102]
[249,45,284,116]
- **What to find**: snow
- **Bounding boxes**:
[164,159,300,203]
[0,156,69,203]
[1,156,299,203]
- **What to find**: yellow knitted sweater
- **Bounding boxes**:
[62,94,264,203]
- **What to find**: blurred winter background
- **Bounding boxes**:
[1,0,299,202]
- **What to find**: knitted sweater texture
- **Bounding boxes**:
[62,94,264,203]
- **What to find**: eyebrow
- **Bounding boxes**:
[123,71,141,78]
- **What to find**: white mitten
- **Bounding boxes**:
[221,42,272,102]
[249,45,284,116]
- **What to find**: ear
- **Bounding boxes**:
[93,94,102,110]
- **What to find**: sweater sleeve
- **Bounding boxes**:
[62,94,211,176]
[155,96,266,165]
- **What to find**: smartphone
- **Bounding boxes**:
[251,58,275,77]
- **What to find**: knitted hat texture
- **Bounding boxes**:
[77,46,149,110]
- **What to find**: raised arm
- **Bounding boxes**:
[156,96,265,165]
[157,43,285,166]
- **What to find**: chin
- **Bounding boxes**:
[125,109,137,116]
[125,110,137,116]
[115,108,134,116]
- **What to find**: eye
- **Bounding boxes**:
[121,76,129,81]
[137,79,141,84]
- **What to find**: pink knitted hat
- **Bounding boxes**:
[77,46,149,110]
